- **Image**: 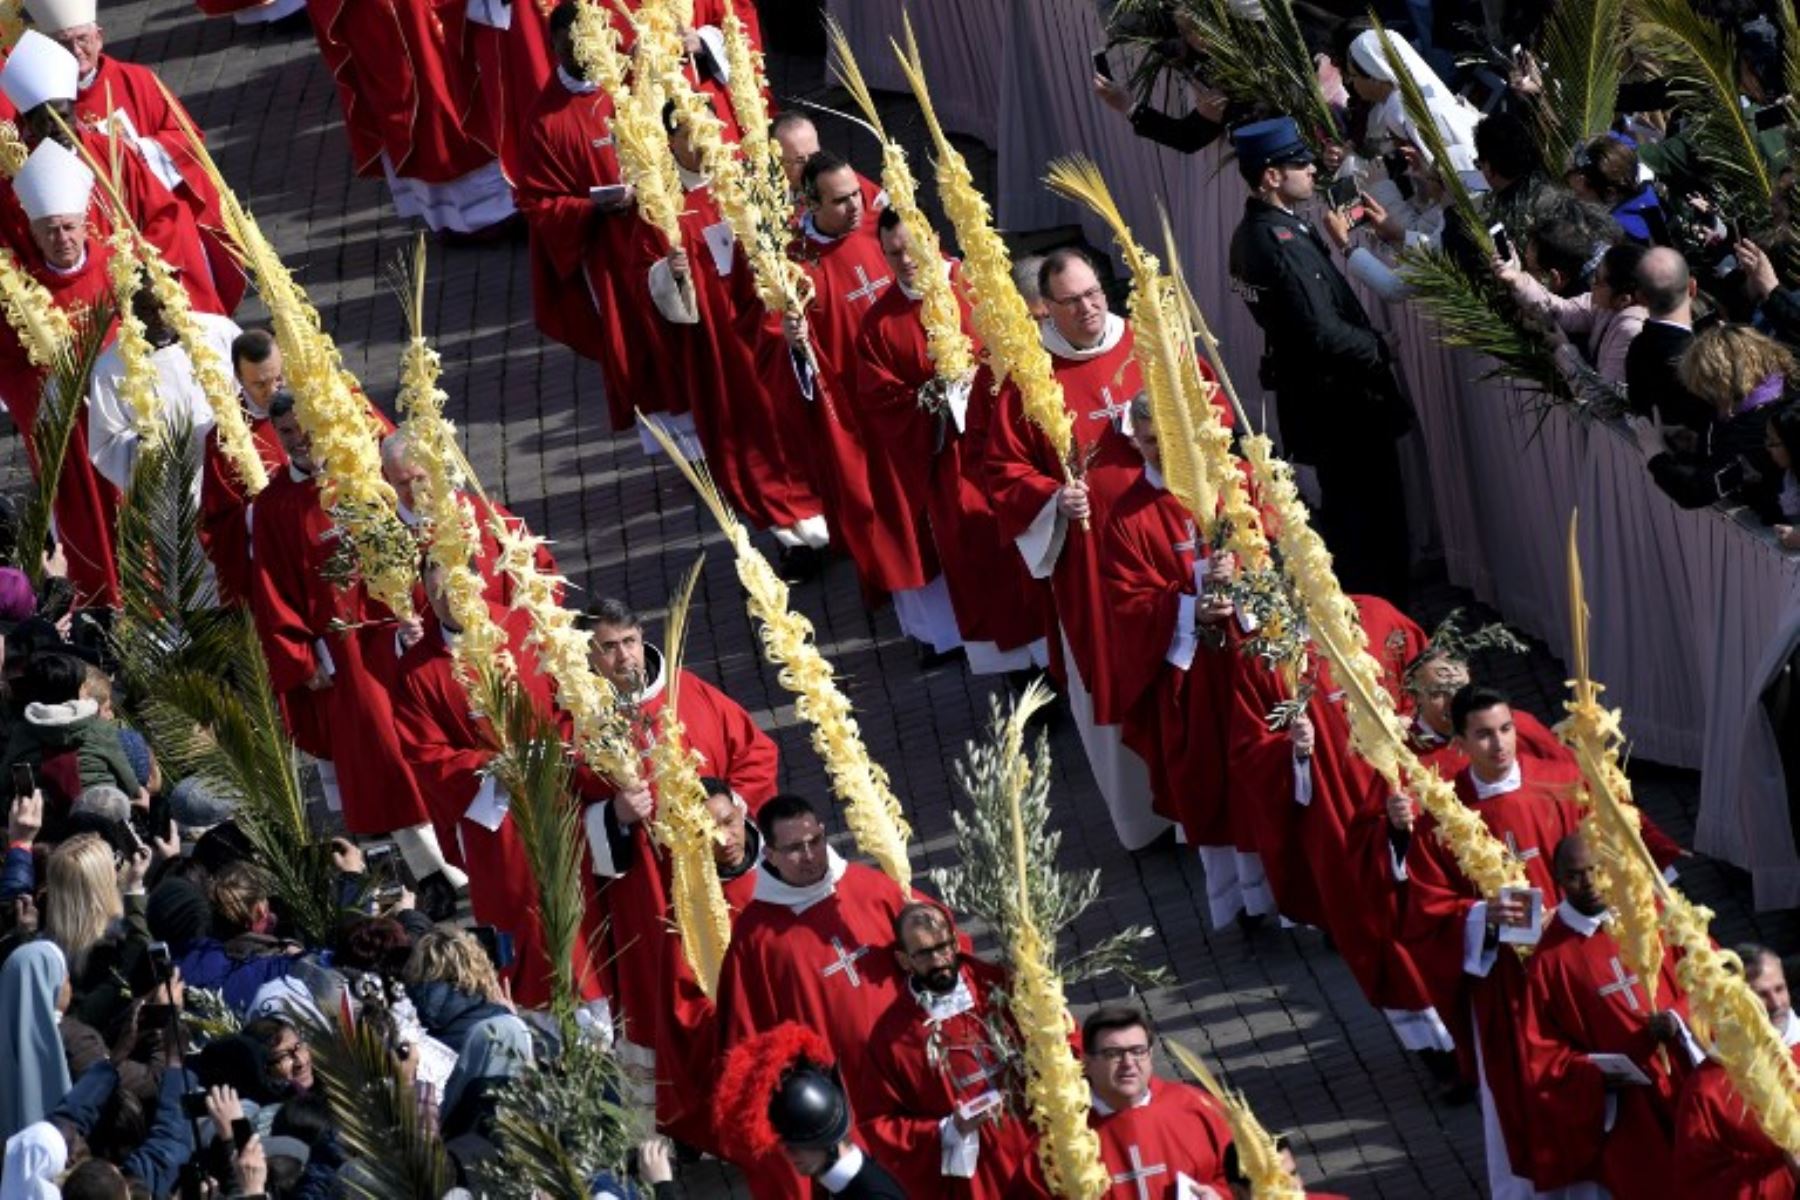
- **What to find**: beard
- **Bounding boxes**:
[918,963,959,995]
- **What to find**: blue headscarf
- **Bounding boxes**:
[0,943,72,1139]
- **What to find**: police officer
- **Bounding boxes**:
[1228,116,1414,604]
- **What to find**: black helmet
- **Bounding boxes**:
[768,1063,850,1149]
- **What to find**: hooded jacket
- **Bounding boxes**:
[2,699,142,803]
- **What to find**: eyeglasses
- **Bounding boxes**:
[269,1041,308,1070]
[1047,286,1105,310]
[1092,1044,1152,1064]
[906,938,957,963]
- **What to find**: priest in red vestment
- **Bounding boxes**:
[1672,946,1800,1198]
[466,0,553,183]
[388,561,608,1010]
[759,152,952,650]
[28,0,244,311]
[1517,833,1703,1195]
[986,248,1222,850]
[642,105,823,544]
[1102,393,1273,933]
[0,139,118,608]
[306,0,513,233]
[198,329,288,607]
[857,905,1038,1198]
[770,113,885,235]
[576,598,779,1125]
[855,208,1050,674]
[0,32,222,316]
[1398,685,1586,1199]
[247,395,438,854]
[714,794,927,1199]
[1081,1006,1235,1197]
[514,4,656,431]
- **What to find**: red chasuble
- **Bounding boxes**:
[73,56,242,312]
[714,856,922,1199]
[649,179,821,530]
[985,320,1222,723]
[306,0,496,184]
[742,221,933,595]
[857,958,1038,1200]
[467,0,554,183]
[1091,1081,1235,1198]
[515,73,654,430]
[855,268,1048,653]
[1517,907,1695,1193]
[1400,759,1584,1167]
[246,468,429,835]
[388,603,608,1009]
[1673,1039,1800,1199]
[1100,473,1237,847]
[584,649,779,1135]
[0,240,119,607]
[198,411,287,608]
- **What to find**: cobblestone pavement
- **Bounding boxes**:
[18,3,1796,1196]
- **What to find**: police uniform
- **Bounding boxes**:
[1227,117,1414,603]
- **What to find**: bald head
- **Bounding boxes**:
[380,431,426,511]
[1636,246,1692,320]
[772,113,820,189]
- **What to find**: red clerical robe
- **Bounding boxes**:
[73,56,242,312]
[1400,760,1584,1172]
[0,239,119,607]
[647,175,821,531]
[855,268,1048,656]
[714,855,922,1199]
[247,467,429,835]
[466,0,554,183]
[389,605,608,1009]
[515,71,658,429]
[1672,1031,1800,1199]
[1518,906,1696,1194]
[585,648,779,1137]
[1101,471,1238,850]
[858,958,1038,1199]
[985,318,1222,724]
[1092,1081,1235,1198]
[307,0,499,188]
[198,407,287,607]
[744,220,933,596]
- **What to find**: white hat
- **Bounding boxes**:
[14,139,93,221]
[1,30,78,114]
[22,0,96,35]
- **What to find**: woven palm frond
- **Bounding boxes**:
[1626,0,1774,220]
[17,299,113,591]
[1533,0,1630,175]
[1165,1040,1303,1199]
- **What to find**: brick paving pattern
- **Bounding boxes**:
[11,3,1793,1196]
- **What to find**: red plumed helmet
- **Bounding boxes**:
[713,1022,842,1163]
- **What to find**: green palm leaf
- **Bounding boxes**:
[1398,246,1568,403]
[305,1008,454,1200]
[1533,0,1629,174]
[1627,0,1774,220]
[17,298,114,590]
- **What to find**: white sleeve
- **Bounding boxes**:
[584,801,621,877]
[86,369,135,490]
[1292,756,1313,807]
[946,376,972,434]
[1388,839,1409,882]
[938,1116,979,1178]
[1166,593,1198,670]
[1014,492,1067,579]
[695,25,727,79]
[465,0,512,27]
[1346,245,1412,303]
[791,346,817,401]
[648,257,700,324]
[313,639,336,678]
[1463,901,1498,977]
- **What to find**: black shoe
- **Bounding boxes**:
[1235,910,1268,937]
[916,644,965,670]
[778,543,822,583]
[1130,827,1179,856]
[413,871,461,923]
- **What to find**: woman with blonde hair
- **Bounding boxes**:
[1630,323,1796,523]
[403,927,531,1137]
[44,831,151,1028]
